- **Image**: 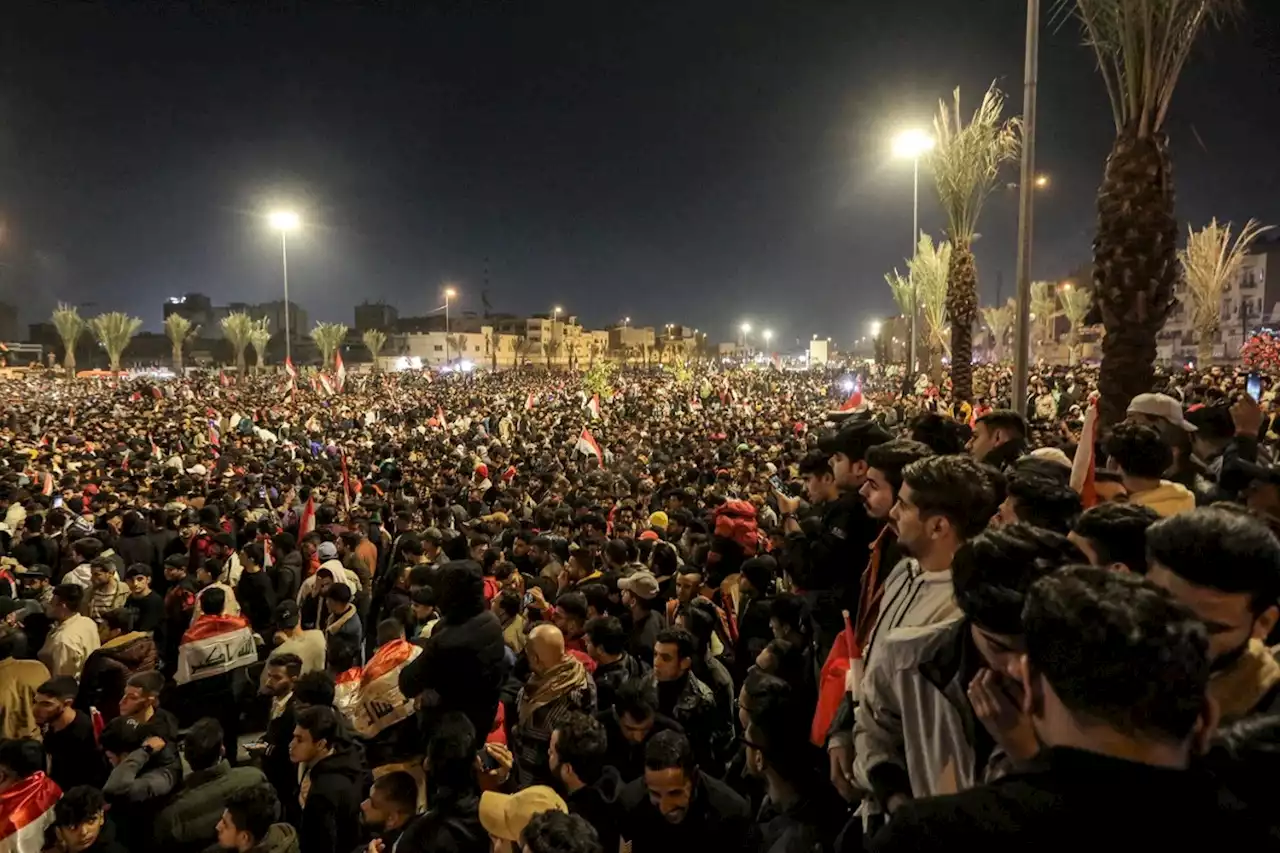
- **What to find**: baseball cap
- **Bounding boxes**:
[479,786,567,842]
[818,419,893,461]
[648,511,669,531]
[617,569,660,600]
[274,599,300,628]
[317,542,339,560]
[15,565,51,579]
[1127,393,1196,432]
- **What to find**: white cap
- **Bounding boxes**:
[1127,393,1196,432]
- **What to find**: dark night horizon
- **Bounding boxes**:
[1,1,1277,345]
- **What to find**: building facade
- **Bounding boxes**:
[164,293,307,341]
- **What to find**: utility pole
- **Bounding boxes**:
[1012,0,1040,417]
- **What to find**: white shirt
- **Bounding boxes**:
[38,613,101,680]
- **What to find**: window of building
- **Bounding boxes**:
[433,345,443,352]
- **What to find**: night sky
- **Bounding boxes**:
[2,1,1278,346]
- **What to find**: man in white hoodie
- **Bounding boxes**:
[850,456,1000,815]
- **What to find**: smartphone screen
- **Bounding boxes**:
[769,474,788,496]
[51,495,63,508]
[1248,373,1262,402]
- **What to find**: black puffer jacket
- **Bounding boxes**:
[299,741,368,853]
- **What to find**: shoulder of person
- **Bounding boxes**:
[877,618,966,673]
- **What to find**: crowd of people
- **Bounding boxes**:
[0,358,1278,853]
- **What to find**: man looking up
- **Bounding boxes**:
[966,409,1028,471]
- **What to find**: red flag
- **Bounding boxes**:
[335,351,347,392]
[575,427,603,466]
[837,380,864,412]
[299,494,316,537]
[0,770,61,853]
[525,392,535,412]
[41,472,53,497]
[284,357,297,380]
[586,394,601,420]
[436,406,448,430]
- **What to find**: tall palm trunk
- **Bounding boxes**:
[946,242,978,402]
[1095,132,1178,425]
[1195,336,1214,367]
[64,349,76,379]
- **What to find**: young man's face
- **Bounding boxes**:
[652,641,687,683]
[118,685,154,719]
[127,575,151,596]
[90,566,114,589]
[33,693,66,726]
[644,766,694,824]
[261,665,295,698]
[289,727,323,764]
[215,810,246,851]
[675,572,701,604]
[859,467,896,521]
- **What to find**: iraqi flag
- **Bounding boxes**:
[576,427,603,467]
[525,392,536,412]
[335,351,347,392]
[350,638,422,738]
[436,406,448,430]
[284,356,297,380]
[0,771,61,853]
[298,493,317,537]
[586,394,601,420]
[333,665,363,724]
[1070,398,1100,509]
[41,473,53,497]
[175,614,257,685]
[318,375,334,397]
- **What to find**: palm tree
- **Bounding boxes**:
[163,313,198,374]
[1030,282,1060,361]
[446,335,467,365]
[221,312,255,377]
[981,299,1015,363]
[52,303,87,378]
[1180,218,1271,365]
[248,318,272,374]
[517,336,537,369]
[542,338,562,369]
[929,83,1021,401]
[89,312,142,374]
[887,233,951,384]
[362,329,387,370]
[310,323,348,371]
[1068,0,1239,423]
[1057,285,1093,366]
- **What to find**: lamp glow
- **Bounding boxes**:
[269,210,300,231]
[892,130,935,159]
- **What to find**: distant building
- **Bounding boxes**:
[354,301,399,332]
[609,325,656,354]
[0,301,19,342]
[163,293,307,340]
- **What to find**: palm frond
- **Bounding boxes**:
[1068,0,1242,135]
[909,233,952,354]
[362,329,387,360]
[310,323,349,368]
[220,313,256,349]
[1180,217,1273,337]
[930,83,1022,243]
[248,318,272,364]
[1058,285,1093,327]
[52,303,86,348]
[89,312,143,370]
[163,313,195,345]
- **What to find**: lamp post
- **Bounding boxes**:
[740,322,752,354]
[1012,0,1041,418]
[444,286,457,366]
[892,130,935,381]
[268,210,300,363]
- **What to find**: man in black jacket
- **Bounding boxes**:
[584,616,648,711]
[869,567,1275,850]
[596,679,683,782]
[259,656,334,822]
[289,705,368,853]
[398,561,509,748]
[775,419,890,659]
[550,712,624,853]
[619,730,751,853]
[358,772,421,853]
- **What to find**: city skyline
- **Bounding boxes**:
[0,2,1277,344]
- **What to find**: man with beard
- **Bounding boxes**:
[774,420,891,659]
[618,730,750,853]
[549,712,623,853]
[357,772,420,853]
[1146,507,1280,724]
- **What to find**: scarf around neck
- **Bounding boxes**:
[519,655,589,724]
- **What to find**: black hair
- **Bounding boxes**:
[410,586,436,607]
[371,771,419,817]
[54,786,106,829]
[953,524,1083,635]
[1146,507,1280,614]
[496,590,521,619]
[556,591,589,622]
[797,451,833,479]
[327,634,362,671]
[1023,566,1209,743]
[52,583,84,612]
[326,583,353,605]
[199,586,226,616]
[553,712,608,785]
[1072,502,1161,574]
[242,542,265,568]
[0,628,26,661]
[654,627,695,661]
[1004,472,1082,534]
[183,717,225,771]
[295,705,345,748]
[101,608,135,635]
[0,738,45,778]
[426,712,478,795]
[100,716,144,754]
[521,811,601,853]
[976,409,1027,440]
[909,412,971,456]
[768,593,808,636]
[125,670,166,696]
[376,618,404,647]
[615,678,657,721]
[224,784,281,843]
[37,676,79,702]
[739,555,776,597]
[577,582,612,617]
[1104,422,1173,479]
[266,653,303,679]
[585,616,627,656]
[900,456,1000,540]
[293,670,336,707]
[71,537,104,561]
[435,560,486,622]
[124,564,152,581]
[864,439,934,496]
[644,729,695,775]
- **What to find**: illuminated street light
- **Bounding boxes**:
[869,320,882,337]
[892,130,934,377]
[741,322,752,334]
[444,285,458,364]
[268,210,301,362]
[1034,174,1050,189]
[763,329,774,344]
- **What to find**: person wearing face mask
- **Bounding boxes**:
[1145,507,1280,724]
[869,567,1276,849]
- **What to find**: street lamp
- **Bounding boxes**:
[622,317,630,328]
[1034,174,1050,189]
[763,329,774,344]
[869,320,882,337]
[268,210,301,363]
[892,129,935,379]
[442,286,457,364]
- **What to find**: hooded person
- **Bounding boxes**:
[398,560,510,748]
